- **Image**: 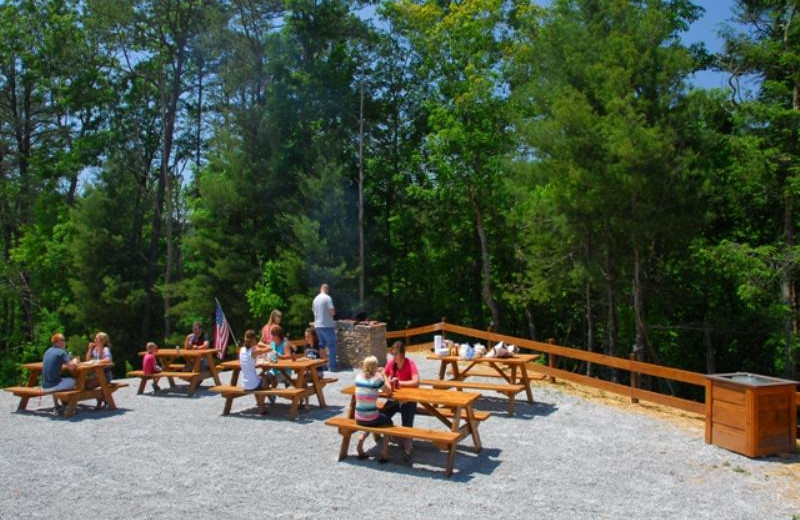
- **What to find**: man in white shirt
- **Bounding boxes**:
[312,283,337,371]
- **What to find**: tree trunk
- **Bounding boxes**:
[585,282,594,377]
[703,319,716,374]
[471,197,500,329]
[358,84,365,307]
[141,50,187,343]
[524,305,537,340]
[605,251,619,382]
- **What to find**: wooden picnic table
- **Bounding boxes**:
[217,357,329,408]
[340,385,483,451]
[5,360,124,417]
[136,348,222,395]
[424,353,541,414]
[329,385,485,476]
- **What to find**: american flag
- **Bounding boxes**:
[214,301,231,359]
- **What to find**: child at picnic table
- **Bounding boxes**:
[239,330,272,391]
[263,325,292,388]
[302,327,326,379]
[142,342,163,393]
[354,355,392,462]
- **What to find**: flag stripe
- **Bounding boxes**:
[214,302,230,360]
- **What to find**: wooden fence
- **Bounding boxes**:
[387,321,800,418]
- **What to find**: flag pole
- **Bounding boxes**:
[215,297,240,349]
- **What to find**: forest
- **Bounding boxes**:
[1,0,798,387]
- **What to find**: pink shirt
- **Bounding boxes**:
[384,357,418,382]
[143,352,159,375]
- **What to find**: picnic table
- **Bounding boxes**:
[5,360,126,417]
[211,357,332,419]
[423,353,541,415]
[327,385,484,476]
[130,348,221,395]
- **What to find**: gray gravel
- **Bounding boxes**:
[1,353,798,520]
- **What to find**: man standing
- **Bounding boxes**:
[312,283,337,371]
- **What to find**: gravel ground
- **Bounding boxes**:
[1,353,798,520]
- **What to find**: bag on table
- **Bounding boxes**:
[473,343,487,358]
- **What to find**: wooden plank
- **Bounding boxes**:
[324,416,460,444]
[711,384,746,406]
[711,399,746,430]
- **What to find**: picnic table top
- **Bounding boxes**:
[341,384,480,407]
[426,353,540,364]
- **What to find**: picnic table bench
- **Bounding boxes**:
[133,348,221,395]
[126,370,201,394]
[426,353,541,416]
[5,360,126,417]
[420,379,525,415]
[212,357,334,419]
[210,385,308,419]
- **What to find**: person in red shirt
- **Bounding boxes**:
[382,341,420,459]
[142,342,163,392]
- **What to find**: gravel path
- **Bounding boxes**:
[1,353,798,519]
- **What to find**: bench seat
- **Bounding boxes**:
[324,416,462,477]
[420,379,526,415]
[210,385,307,420]
[127,370,201,394]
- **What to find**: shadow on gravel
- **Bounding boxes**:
[14,406,131,421]
[138,386,217,398]
[340,444,503,481]
[217,404,346,424]
[471,397,558,420]
[760,452,800,465]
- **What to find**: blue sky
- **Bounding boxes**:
[683,0,738,89]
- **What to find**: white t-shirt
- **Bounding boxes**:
[239,346,261,391]
[312,292,335,328]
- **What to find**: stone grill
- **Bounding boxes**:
[334,320,387,369]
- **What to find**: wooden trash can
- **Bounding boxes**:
[705,372,797,457]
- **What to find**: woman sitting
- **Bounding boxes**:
[239,330,272,391]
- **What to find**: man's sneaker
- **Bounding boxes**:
[152,381,161,393]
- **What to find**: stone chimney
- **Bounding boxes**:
[335,320,387,369]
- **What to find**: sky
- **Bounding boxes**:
[682,0,739,90]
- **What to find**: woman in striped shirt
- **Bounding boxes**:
[354,356,393,461]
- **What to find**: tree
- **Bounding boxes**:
[720,0,800,378]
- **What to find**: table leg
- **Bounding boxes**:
[188,356,203,394]
[230,368,240,387]
[309,368,327,407]
[465,405,482,452]
[96,368,116,410]
[519,364,534,403]
[438,360,447,379]
[347,395,356,419]
[206,354,221,385]
[19,369,41,411]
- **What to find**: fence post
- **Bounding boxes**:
[629,352,639,404]
[547,338,557,383]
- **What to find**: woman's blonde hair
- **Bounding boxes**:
[95,332,110,346]
[267,309,282,326]
[362,356,379,377]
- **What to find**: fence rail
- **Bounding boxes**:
[387,321,800,418]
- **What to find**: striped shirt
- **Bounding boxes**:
[354,372,384,423]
